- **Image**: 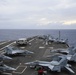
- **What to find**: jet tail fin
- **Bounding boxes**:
[58,56,68,66]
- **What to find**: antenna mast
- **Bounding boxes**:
[59,31,61,40]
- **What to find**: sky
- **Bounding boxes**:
[0,0,76,29]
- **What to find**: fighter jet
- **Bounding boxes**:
[40,35,56,45]
[55,31,68,44]
[4,46,34,56]
[0,54,12,61]
[46,35,57,43]
[65,53,76,62]
[50,46,74,54]
[0,61,16,73]
[54,38,68,44]
[50,46,76,62]
[25,56,75,73]
[36,35,46,40]
[45,33,68,45]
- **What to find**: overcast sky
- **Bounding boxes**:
[0,0,76,29]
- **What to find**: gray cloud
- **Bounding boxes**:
[0,0,76,29]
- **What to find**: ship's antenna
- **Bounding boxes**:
[59,31,61,40]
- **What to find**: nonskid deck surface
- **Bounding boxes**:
[0,37,75,75]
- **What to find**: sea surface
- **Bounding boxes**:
[0,29,76,46]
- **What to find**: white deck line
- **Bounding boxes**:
[28,39,34,42]
[14,66,27,74]
[0,41,15,54]
[13,63,27,74]
[21,66,27,74]
[3,72,12,75]
[0,41,15,50]
[39,46,45,49]
[15,63,21,70]
[0,42,7,45]
[0,40,11,45]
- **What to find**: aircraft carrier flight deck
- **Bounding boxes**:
[0,36,76,75]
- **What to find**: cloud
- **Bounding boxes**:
[63,20,76,25]
[37,18,52,26]
[0,0,76,29]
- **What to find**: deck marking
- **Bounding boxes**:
[3,72,12,75]
[0,42,7,45]
[0,41,15,54]
[28,39,34,42]
[20,47,25,49]
[0,41,15,50]
[15,63,21,70]
[48,47,53,49]
[39,46,45,49]
[21,66,27,74]
[13,63,27,74]
[13,66,27,74]
[0,40,11,45]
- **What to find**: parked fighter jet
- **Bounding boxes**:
[36,35,46,40]
[0,54,12,61]
[50,46,76,62]
[55,38,68,44]
[25,56,75,73]
[47,53,76,63]
[4,46,34,56]
[65,54,76,62]
[44,34,68,45]
[50,46,74,54]
[0,61,16,73]
[46,35,57,42]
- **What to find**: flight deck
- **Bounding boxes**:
[0,36,76,75]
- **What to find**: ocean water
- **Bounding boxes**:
[0,29,76,46]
